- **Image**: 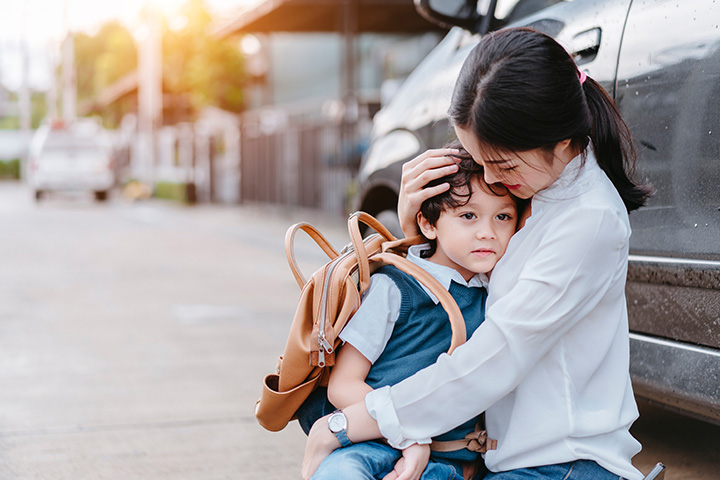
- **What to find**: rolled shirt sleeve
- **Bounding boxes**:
[339,273,401,363]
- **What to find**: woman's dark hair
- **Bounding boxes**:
[448,27,652,211]
[418,147,521,257]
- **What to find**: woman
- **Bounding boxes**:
[303,27,652,480]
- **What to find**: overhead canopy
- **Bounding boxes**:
[214,0,445,37]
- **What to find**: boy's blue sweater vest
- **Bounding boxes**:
[365,265,487,463]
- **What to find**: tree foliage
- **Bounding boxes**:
[163,0,246,115]
[73,0,245,127]
[74,21,138,105]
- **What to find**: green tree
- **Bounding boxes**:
[74,22,138,105]
[0,91,46,129]
[72,0,245,126]
[163,0,246,115]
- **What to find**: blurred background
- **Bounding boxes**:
[1,1,718,479]
[0,1,447,478]
[0,0,444,211]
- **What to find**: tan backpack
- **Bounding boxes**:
[254,211,469,432]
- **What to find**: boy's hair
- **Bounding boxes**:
[419,146,521,258]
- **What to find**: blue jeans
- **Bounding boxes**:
[312,440,464,480]
[484,460,625,480]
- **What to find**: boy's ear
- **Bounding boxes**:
[416,212,437,240]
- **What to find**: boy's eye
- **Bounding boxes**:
[501,165,517,172]
[460,212,476,220]
[496,213,513,221]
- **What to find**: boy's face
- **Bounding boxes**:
[418,178,517,281]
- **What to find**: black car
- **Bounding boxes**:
[353,0,720,425]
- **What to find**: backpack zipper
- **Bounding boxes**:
[316,242,356,367]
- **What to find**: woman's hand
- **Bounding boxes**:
[301,415,340,480]
[382,443,431,480]
[398,149,461,237]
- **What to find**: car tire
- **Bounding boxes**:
[34,190,43,202]
[94,191,108,202]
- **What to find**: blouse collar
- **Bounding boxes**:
[531,145,602,210]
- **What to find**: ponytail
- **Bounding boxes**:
[449,28,653,212]
[583,78,653,211]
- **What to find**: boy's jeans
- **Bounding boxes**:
[311,440,464,480]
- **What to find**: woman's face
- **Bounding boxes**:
[455,126,572,199]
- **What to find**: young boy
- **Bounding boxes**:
[308,154,519,480]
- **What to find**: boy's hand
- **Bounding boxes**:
[382,443,431,480]
[301,415,340,480]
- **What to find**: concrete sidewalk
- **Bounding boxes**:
[0,185,347,479]
[2,185,719,480]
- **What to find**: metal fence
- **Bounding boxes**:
[123,106,359,218]
[239,115,355,216]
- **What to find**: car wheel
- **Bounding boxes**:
[94,190,108,202]
[373,209,403,239]
[34,190,43,202]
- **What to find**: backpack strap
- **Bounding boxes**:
[372,252,467,354]
[285,222,340,288]
[430,420,497,453]
[348,212,397,291]
[381,235,426,255]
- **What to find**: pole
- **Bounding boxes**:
[340,0,358,215]
[19,0,31,130]
[62,0,76,123]
[138,5,163,187]
[46,41,59,121]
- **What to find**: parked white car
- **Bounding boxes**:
[28,120,115,201]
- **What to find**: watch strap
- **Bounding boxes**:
[334,428,353,448]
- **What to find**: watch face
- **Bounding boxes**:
[328,412,347,433]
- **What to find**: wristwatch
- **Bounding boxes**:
[327,410,353,447]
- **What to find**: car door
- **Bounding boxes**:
[615,0,720,423]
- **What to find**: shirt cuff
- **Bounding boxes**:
[365,386,432,449]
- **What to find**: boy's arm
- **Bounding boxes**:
[327,343,373,409]
[331,272,400,409]
[327,344,432,480]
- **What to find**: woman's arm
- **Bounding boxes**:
[398,149,460,237]
[367,206,629,448]
[327,344,373,409]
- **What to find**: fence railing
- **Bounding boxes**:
[124,107,361,218]
[239,115,356,216]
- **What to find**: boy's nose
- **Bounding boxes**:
[476,223,496,240]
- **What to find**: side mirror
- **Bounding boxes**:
[414,0,496,33]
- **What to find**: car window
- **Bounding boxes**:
[44,133,110,149]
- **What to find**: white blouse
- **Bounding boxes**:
[365,149,644,480]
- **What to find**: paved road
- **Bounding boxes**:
[0,183,717,479]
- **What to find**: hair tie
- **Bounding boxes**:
[578,69,588,85]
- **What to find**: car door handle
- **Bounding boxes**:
[571,28,601,65]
